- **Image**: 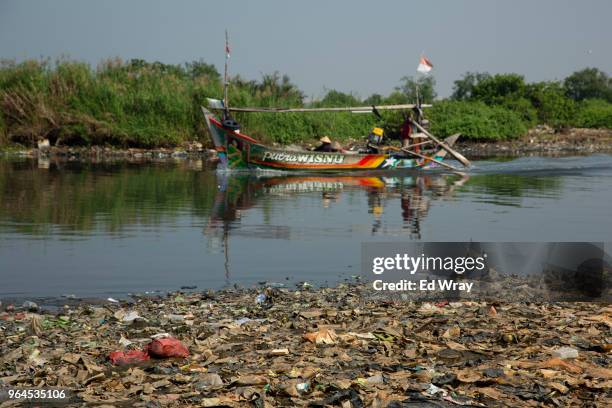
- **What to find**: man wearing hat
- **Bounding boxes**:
[314,136,333,152]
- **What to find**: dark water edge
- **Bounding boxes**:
[1,154,612,305]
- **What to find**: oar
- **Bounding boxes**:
[411,121,471,167]
[402,140,434,150]
[401,148,463,172]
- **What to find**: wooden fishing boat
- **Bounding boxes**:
[202,32,470,173]
[202,106,465,173]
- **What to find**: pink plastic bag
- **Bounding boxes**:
[108,350,150,365]
[145,337,189,358]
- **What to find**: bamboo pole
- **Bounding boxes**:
[401,140,434,150]
[411,121,471,167]
[215,104,432,113]
[401,148,463,172]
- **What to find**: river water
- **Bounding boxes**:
[1,154,611,298]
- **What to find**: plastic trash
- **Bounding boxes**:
[114,310,141,322]
[235,317,252,326]
[296,382,309,393]
[552,346,579,359]
[108,350,150,365]
[255,294,267,304]
[107,298,119,303]
[166,314,185,322]
[145,337,189,358]
[119,336,133,347]
[426,383,447,396]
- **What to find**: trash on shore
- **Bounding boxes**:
[0,283,610,406]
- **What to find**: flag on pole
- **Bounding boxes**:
[416,56,433,74]
[225,32,231,59]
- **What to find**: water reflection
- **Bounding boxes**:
[204,173,470,245]
[0,159,570,239]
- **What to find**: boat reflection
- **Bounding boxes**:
[205,172,470,243]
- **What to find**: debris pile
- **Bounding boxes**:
[1,283,610,406]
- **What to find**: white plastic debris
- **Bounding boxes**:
[552,346,579,359]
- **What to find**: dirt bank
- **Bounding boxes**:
[458,127,612,157]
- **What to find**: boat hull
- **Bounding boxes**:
[202,108,454,173]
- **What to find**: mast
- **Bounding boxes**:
[223,30,230,118]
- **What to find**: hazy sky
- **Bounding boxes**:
[1,0,610,99]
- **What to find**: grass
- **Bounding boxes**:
[1,58,611,148]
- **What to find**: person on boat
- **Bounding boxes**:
[314,136,333,152]
[331,141,345,153]
[400,113,413,149]
[366,127,384,153]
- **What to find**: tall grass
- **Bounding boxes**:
[1,59,611,148]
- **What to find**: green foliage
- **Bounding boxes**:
[429,100,527,140]
[564,68,612,102]
[395,75,436,104]
[471,74,527,104]
[574,99,612,128]
[363,93,384,106]
[1,59,611,148]
[451,72,491,101]
[315,89,361,107]
[526,81,575,128]
[236,111,377,144]
[500,97,538,127]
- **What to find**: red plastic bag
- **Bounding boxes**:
[108,350,150,365]
[145,337,189,358]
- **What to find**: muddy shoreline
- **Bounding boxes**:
[1,128,611,163]
[1,281,610,407]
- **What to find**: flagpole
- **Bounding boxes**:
[223,30,230,117]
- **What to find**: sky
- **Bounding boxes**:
[0,0,610,99]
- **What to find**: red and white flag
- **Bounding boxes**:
[416,56,433,74]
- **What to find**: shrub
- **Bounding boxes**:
[429,100,527,140]
[471,74,527,105]
[500,97,538,127]
[526,82,575,128]
[573,99,612,128]
[564,68,612,102]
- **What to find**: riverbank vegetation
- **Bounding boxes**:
[0,58,611,147]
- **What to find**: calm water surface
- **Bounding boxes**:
[1,155,611,298]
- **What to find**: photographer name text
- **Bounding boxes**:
[372,279,474,292]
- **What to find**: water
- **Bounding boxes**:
[1,154,611,298]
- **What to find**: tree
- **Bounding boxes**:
[526,81,575,128]
[451,72,491,100]
[255,72,305,106]
[395,75,436,104]
[317,89,361,107]
[564,68,612,102]
[185,60,220,82]
[471,73,527,104]
[363,93,384,106]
